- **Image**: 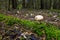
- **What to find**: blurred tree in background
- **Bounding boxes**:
[8,0,17,10]
[0,0,60,10]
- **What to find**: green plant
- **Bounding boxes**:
[33,28,43,36]
[5,17,20,26]
[20,37,25,40]
[17,4,22,10]
[0,14,6,21]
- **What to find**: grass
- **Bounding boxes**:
[0,13,60,40]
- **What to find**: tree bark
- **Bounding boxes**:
[12,0,17,9]
[8,0,10,10]
[22,0,25,8]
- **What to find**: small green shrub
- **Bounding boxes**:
[17,4,22,10]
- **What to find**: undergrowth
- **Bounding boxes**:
[0,13,60,40]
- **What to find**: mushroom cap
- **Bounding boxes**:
[35,15,44,21]
[17,11,19,14]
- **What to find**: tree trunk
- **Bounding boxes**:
[8,0,10,10]
[51,0,55,10]
[41,0,44,9]
[12,0,17,9]
[22,0,25,8]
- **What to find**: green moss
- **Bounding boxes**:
[0,13,60,40]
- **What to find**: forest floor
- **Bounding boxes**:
[0,9,60,40]
[0,9,60,27]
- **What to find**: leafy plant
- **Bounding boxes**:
[17,4,22,10]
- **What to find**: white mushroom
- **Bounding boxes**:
[17,11,19,14]
[26,14,29,16]
[30,13,34,16]
[35,15,44,21]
